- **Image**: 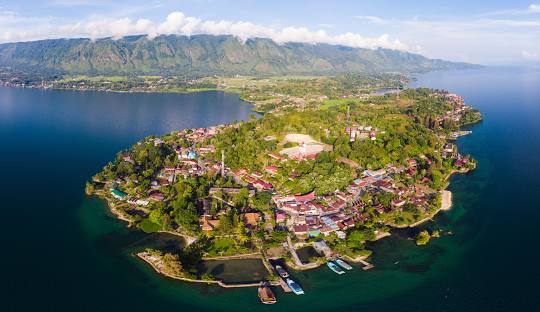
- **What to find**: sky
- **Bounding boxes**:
[0,0,539,65]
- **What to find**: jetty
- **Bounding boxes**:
[357,259,375,270]
[342,255,375,270]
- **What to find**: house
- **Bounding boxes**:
[292,224,309,236]
[251,172,264,179]
[232,168,248,177]
[199,217,221,232]
[148,192,165,201]
[341,218,356,229]
[320,225,335,236]
[268,153,286,161]
[406,158,418,168]
[243,212,262,227]
[122,154,134,164]
[272,195,296,204]
[353,178,368,187]
[253,179,273,191]
[335,231,346,239]
[294,191,316,203]
[275,211,287,223]
[264,165,279,175]
[128,198,149,206]
[364,168,386,178]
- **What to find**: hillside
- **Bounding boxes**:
[0,34,477,77]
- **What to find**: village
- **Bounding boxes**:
[106,110,473,257]
[87,86,480,302]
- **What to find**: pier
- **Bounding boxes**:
[357,259,375,270]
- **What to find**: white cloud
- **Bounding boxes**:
[522,50,540,60]
[354,15,390,25]
[0,10,408,51]
[352,13,540,64]
[529,4,540,12]
[481,3,540,16]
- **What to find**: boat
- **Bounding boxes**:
[258,284,277,304]
[286,278,304,295]
[327,261,346,275]
[275,265,289,278]
[335,259,353,270]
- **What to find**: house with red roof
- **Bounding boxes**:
[264,165,279,176]
[253,179,273,191]
[294,191,316,203]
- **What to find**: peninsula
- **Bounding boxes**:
[87,81,481,289]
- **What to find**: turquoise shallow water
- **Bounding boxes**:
[1,67,539,311]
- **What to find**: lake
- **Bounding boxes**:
[1,67,539,311]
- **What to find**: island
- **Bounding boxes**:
[86,81,482,294]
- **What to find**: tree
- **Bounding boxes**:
[234,188,250,208]
[415,230,431,246]
[174,202,199,232]
[162,253,184,277]
[251,192,272,211]
[236,221,249,244]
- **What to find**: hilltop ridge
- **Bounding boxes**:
[0,34,478,77]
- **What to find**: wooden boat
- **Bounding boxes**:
[275,265,289,278]
[258,284,277,304]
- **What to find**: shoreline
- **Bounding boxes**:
[90,190,200,244]
[84,88,481,287]
[93,139,469,282]
[137,252,279,289]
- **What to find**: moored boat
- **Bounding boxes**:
[258,284,277,304]
[275,265,289,278]
[335,258,353,270]
[327,261,346,274]
[286,278,304,295]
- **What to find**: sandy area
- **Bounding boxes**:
[441,190,453,211]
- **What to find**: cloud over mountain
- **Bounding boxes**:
[0,10,407,51]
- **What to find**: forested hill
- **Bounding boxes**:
[0,34,477,77]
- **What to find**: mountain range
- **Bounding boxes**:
[0,34,477,77]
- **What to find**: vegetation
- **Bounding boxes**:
[145,248,185,277]
[0,34,476,78]
[86,79,480,274]
[415,230,431,246]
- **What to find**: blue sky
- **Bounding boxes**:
[0,0,539,64]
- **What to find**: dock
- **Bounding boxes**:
[357,259,375,270]
[277,278,292,292]
[261,251,292,292]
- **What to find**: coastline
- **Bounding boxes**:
[90,190,200,244]
[92,126,474,283]
[84,85,481,288]
[137,251,280,289]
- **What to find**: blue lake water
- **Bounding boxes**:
[0,67,539,311]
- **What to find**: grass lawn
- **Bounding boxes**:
[320,98,364,110]
[206,238,249,257]
[139,218,162,233]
